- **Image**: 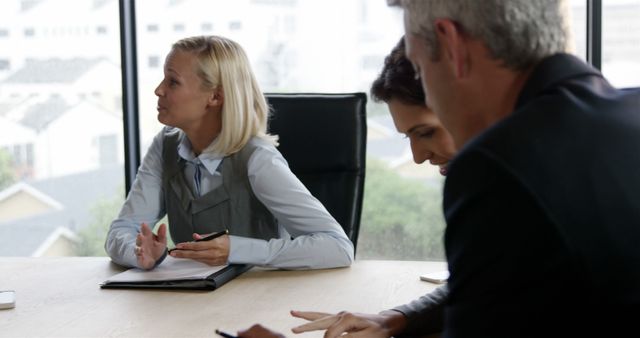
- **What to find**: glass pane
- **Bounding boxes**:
[0,0,124,257]
[135,0,445,260]
[602,0,640,88]
[570,0,587,60]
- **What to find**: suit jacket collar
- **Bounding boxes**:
[515,53,603,110]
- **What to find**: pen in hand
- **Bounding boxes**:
[168,229,228,253]
[215,329,238,338]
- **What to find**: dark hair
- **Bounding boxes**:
[370,37,426,106]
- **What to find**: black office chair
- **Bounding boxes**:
[265,93,367,251]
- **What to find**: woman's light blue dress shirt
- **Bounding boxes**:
[105,128,354,270]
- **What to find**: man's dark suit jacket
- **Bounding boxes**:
[440,53,640,337]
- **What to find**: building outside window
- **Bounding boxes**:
[0,0,124,257]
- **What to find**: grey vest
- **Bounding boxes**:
[162,130,279,244]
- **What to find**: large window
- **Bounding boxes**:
[602,0,640,87]
[570,0,587,59]
[134,0,440,260]
[0,0,124,257]
[0,0,637,259]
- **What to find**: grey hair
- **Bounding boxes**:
[391,0,572,70]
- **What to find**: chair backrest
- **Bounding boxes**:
[265,93,367,251]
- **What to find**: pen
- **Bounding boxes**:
[168,229,229,253]
[215,329,238,338]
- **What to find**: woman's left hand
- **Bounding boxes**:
[168,233,230,266]
[290,310,399,338]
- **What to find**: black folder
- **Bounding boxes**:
[100,262,252,291]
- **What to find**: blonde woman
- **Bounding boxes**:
[105,36,354,270]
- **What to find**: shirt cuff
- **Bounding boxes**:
[122,245,138,268]
[392,285,448,335]
[227,235,269,265]
[154,249,168,267]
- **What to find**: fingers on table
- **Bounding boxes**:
[291,313,339,333]
[170,248,216,260]
[291,310,332,321]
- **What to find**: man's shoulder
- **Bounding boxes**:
[446,77,640,228]
[461,76,640,171]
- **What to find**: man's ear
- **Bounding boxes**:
[433,19,470,79]
[208,86,224,107]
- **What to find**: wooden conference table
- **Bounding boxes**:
[0,258,445,337]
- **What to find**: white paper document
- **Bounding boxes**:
[105,256,227,283]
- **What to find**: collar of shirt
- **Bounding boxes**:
[177,135,223,175]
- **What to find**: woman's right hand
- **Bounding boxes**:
[290,310,407,338]
[135,223,168,270]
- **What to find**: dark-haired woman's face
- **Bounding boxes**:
[388,99,456,176]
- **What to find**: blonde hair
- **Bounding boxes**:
[172,35,278,155]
